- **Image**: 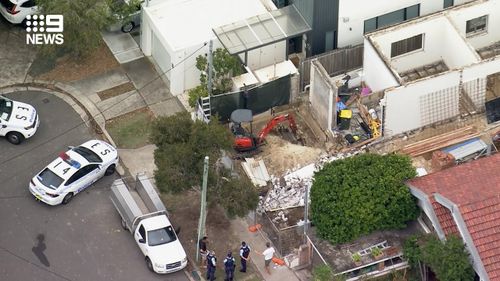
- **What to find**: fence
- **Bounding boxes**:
[300,45,364,91]
[206,74,291,122]
[256,211,305,257]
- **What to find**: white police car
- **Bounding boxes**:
[29,140,119,205]
[0,94,39,144]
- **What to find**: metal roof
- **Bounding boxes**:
[213,5,311,54]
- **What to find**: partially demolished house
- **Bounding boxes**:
[407,153,500,281]
[363,0,500,135]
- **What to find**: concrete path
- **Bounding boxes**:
[231,218,301,281]
[118,144,157,178]
[102,31,144,64]
[123,57,185,117]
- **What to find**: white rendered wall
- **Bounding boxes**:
[463,57,500,81]
[441,22,480,69]
[377,18,445,73]
[448,0,500,49]
[238,41,287,70]
[371,17,478,73]
[337,0,455,48]
[362,39,400,92]
[383,71,461,135]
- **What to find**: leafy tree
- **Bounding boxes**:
[310,153,419,244]
[188,48,243,107]
[403,234,475,281]
[36,0,140,58]
[150,112,258,216]
[313,265,334,281]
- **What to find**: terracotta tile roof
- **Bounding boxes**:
[432,200,459,236]
[407,153,500,280]
[408,153,500,204]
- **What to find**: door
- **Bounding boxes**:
[65,164,100,194]
[0,119,6,136]
[135,224,148,255]
[325,30,335,52]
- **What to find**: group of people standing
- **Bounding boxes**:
[198,236,276,281]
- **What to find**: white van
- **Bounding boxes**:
[0,95,40,144]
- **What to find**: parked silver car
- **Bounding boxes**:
[108,0,142,33]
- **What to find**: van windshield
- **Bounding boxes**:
[147,226,177,246]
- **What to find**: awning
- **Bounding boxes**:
[213,5,311,55]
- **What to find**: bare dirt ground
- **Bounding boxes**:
[162,191,261,281]
[258,135,323,176]
[247,108,325,176]
[35,42,119,82]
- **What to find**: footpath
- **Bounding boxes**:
[0,26,302,281]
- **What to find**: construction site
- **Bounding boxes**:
[222,41,500,281]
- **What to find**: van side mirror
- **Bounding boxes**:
[139,238,145,244]
[68,146,75,150]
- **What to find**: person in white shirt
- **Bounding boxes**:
[255,242,275,275]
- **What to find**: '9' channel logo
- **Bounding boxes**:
[25,14,64,45]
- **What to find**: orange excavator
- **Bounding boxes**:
[230,109,298,153]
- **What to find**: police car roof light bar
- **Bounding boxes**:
[59,152,81,169]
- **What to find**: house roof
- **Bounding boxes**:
[143,0,269,52]
[408,153,500,280]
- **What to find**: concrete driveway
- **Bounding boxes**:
[0,91,188,281]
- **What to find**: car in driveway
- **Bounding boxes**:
[0,94,39,144]
[107,0,142,33]
[0,0,38,25]
[29,140,119,205]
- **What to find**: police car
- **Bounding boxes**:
[0,94,39,144]
[29,140,119,205]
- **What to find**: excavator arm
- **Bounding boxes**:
[256,113,298,144]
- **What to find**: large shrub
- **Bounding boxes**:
[150,112,258,217]
[403,234,475,281]
[311,153,419,244]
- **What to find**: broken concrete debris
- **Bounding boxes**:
[242,158,270,187]
[259,150,365,213]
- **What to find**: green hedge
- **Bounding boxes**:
[311,153,419,244]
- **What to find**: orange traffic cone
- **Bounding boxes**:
[248,224,262,232]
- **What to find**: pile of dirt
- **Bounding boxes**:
[258,135,323,176]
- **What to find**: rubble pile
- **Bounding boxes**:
[259,150,366,213]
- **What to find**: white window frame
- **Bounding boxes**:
[466,15,488,37]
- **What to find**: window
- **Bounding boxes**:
[444,0,454,8]
[364,4,420,33]
[65,164,98,186]
[73,146,102,163]
[391,34,424,58]
[466,15,488,36]
[325,30,335,52]
[21,0,36,8]
[138,225,146,240]
[38,168,64,189]
[147,226,177,246]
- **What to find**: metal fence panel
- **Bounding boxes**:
[210,75,291,121]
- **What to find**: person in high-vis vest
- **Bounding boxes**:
[206,250,217,281]
[239,241,251,272]
[223,251,236,281]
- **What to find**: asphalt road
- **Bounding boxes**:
[0,91,188,281]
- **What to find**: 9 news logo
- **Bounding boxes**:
[25,14,64,45]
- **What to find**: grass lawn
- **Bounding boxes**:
[106,108,154,149]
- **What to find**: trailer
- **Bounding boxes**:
[110,173,187,274]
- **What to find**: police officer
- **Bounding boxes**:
[206,250,217,281]
[223,251,236,281]
[239,241,251,272]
